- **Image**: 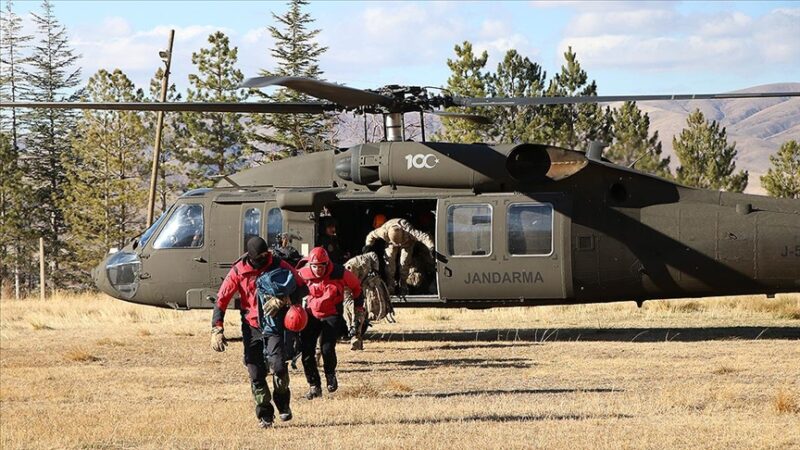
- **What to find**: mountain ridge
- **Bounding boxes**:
[635,82,800,194]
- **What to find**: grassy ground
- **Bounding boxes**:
[1,293,798,449]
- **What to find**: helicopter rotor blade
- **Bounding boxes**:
[0,101,336,114]
[430,111,492,125]
[452,91,800,107]
[240,76,394,107]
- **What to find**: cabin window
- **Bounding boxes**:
[243,208,262,251]
[267,208,283,247]
[153,204,204,249]
[446,204,492,256]
[507,203,553,256]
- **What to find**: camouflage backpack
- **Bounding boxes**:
[362,273,393,322]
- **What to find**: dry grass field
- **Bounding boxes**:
[1,292,799,449]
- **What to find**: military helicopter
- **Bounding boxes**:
[5,77,799,310]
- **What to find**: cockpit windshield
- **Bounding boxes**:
[153,204,205,249]
[139,208,171,248]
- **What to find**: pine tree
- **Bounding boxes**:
[674,109,748,192]
[147,67,183,213]
[486,49,546,143]
[251,0,329,159]
[760,140,800,198]
[0,0,32,147]
[0,0,34,298]
[177,31,250,188]
[22,0,82,289]
[436,41,490,143]
[542,47,611,149]
[606,101,671,178]
[64,69,149,283]
[0,131,35,298]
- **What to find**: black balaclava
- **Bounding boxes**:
[246,236,270,269]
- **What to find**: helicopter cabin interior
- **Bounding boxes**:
[323,199,439,297]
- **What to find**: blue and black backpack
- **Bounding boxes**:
[255,262,302,360]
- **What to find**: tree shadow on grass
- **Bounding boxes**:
[339,357,534,373]
[390,387,620,399]
[365,326,800,343]
[287,412,633,429]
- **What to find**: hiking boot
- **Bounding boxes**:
[305,384,322,400]
[257,417,273,429]
[278,409,293,422]
[326,372,338,393]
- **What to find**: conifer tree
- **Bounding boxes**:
[542,47,611,149]
[251,0,329,159]
[0,0,34,297]
[177,31,250,188]
[0,131,35,297]
[0,0,32,148]
[65,69,148,281]
[22,0,81,288]
[437,41,490,143]
[606,101,671,178]
[760,140,800,198]
[674,109,748,192]
[486,49,546,143]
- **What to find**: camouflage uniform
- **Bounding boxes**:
[343,252,381,350]
[365,218,434,294]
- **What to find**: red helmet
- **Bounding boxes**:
[284,304,308,332]
[308,246,330,265]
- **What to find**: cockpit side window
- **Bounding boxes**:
[153,204,205,249]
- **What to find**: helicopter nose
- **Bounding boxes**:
[92,257,121,299]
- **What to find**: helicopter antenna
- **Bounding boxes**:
[628,153,647,169]
[210,174,241,188]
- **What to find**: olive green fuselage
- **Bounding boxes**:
[93,143,800,309]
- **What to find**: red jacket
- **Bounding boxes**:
[212,255,305,329]
[298,263,362,319]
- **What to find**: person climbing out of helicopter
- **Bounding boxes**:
[297,246,363,399]
[317,215,347,264]
[343,251,393,351]
[210,236,308,429]
[272,231,303,267]
[363,217,435,295]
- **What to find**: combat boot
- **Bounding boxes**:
[305,384,322,400]
[326,372,338,393]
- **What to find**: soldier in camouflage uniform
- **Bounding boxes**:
[343,252,381,350]
[363,218,434,295]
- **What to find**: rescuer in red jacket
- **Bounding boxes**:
[297,246,362,399]
[210,237,307,428]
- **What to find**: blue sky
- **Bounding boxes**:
[5,1,799,96]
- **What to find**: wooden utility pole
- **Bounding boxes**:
[39,237,45,301]
[146,29,175,227]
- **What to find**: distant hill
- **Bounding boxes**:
[633,83,800,194]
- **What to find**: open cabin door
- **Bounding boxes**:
[436,193,570,302]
